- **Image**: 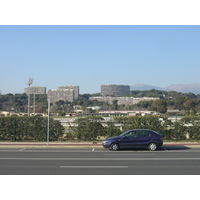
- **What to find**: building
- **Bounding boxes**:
[47,85,79,103]
[89,96,159,106]
[48,89,74,103]
[58,86,79,99]
[98,110,158,116]
[101,85,130,97]
[24,86,46,94]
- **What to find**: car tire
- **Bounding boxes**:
[110,143,119,151]
[148,143,157,151]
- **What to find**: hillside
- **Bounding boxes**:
[131,83,200,94]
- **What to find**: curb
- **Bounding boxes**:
[0,143,102,149]
[0,142,200,149]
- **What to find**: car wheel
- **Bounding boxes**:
[110,143,119,151]
[148,143,157,151]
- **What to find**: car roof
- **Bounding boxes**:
[128,129,162,136]
[129,129,153,131]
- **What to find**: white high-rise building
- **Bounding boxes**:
[47,85,79,103]
[24,86,46,94]
[101,85,130,97]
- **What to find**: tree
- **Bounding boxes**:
[150,99,167,114]
[112,100,118,110]
[0,93,47,113]
[183,99,198,113]
[174,96,188,110]
[74,117,106,140]
[134,101,152,109]
[55,100,65,107]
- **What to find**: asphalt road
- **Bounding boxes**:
[1,146,200,175]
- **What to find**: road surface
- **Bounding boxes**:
[1,146,200,175]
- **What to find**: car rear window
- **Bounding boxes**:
[151,131,162,137]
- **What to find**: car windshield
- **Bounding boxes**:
[119,130,130,137]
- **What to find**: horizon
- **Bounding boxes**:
[1,82,200,95]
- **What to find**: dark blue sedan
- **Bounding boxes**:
[102,129,163,151]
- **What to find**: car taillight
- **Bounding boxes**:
[159,138,163,141]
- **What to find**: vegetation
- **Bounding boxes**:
[1,115,200,142]
[129,89,200,99]
[0,116,64,141]
[73,117,106,141]
[1,90,200,143]
[1,90,200,116]
[0,93,48,113]
[127,90,200,115]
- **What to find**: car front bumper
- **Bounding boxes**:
[102,141,112,148]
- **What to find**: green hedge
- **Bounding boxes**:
[114,116,200,141]
[178,116,200,141]
[62,116,200,141]
[0,117,64,141]
[70,117,107,141]
[1,116,200,142]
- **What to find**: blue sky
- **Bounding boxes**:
[1,25,200,94]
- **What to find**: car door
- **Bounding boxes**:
[119,131,137,148]
[134,131,152,147]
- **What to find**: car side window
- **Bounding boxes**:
[125,131,137,138]
[137,131,150,138]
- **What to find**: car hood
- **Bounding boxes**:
[104,136,121,141]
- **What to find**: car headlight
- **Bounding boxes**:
[102,141,110,144]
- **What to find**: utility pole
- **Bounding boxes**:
[47,98,50,145]
[33,87,36,116]
[27,78,34,116]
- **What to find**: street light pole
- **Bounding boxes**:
[47,98,50,145]
[33,87,36,116]
[27,78,34,116]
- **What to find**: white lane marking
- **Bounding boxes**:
[104,154,155,156]
[1,157,200,161]
[0,150,24,152]
[60,166,128,168]
[19,148,26,151]
[92,148,95,151]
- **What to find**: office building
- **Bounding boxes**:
[48,89,74,103]
[47,85,79,103]
[101,85,130,97]
[58,86,79,99]
[24,86,46,94]
[89,96,159,106]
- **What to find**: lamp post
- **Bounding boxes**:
[33,87,36,116]
[27,78,34,116]
[47,98,50,145]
